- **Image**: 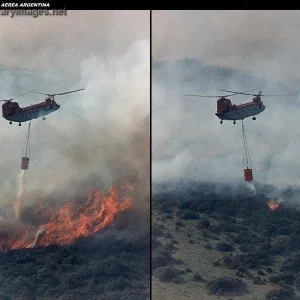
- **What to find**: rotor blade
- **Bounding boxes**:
[53,88,85,96]
[11,89,38,100]
[17,86,85,96]
[258,94,296,97]
[218,88,262,96]
[186,88,264,98]
[218,88,263,94]
[16,86,48,96]
[185,94,223,98]
[186,92,248,98]
[218,88,296,97]
[0,89,38,102]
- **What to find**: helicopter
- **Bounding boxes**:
[186,88,295,124]
[1,87,84,126]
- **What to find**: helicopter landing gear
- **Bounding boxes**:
[9,121,12,125]
[18,123,21,126]
[233,120,236,124]
[42,117,46,120]
[220,120,223,124]
[252,117,256,120]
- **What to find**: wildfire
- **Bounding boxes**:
[1,183,133,251]
[267,200,280,211]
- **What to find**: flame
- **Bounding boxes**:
[267,200,280,211]
[1,183,133,251]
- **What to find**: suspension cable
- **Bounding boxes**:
[241,120,252,169]
[22,120,31,158]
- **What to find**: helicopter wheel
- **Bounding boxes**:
[233,121,236,124]
[18,123,21,126]
[42,117,46,120]
[220,120,223,124]
[252,117,256,120]
[9,121,12,125]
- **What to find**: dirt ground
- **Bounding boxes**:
[152,209,282,300]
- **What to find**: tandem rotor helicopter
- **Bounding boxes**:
[186,88,295,124]
[1,87,84,126]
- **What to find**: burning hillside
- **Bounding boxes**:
[1,183,133,251]
[0,113,150,299]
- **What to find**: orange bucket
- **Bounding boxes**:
[21,157,29,170]
[244,168,253,182]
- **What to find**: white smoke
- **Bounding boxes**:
[152,11,300,189]
[14,170,25,220]
[0,11,150,223]
[246,181,257,195]
[27,227,45,249]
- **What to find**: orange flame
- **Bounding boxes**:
[1,184,133,251]
[267,200,280,211]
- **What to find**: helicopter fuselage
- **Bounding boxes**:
[2,99,60,123]
[215,99,265,122]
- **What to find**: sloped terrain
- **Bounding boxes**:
[152,182,300,300]
[0,208,150,300]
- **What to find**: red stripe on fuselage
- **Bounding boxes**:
[235,102,257,109]
[22,102,48,111]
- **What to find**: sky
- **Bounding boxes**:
[0,10,150,217]
[152,10,300,189]
[153,10,300,86]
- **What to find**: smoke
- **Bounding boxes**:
[153,10,300,86]
[0,11,150,229]
[27,227,45,249]
[152,11,300,189]
[14,170,25,220]
[246,181,257,195]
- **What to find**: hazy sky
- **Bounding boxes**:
[0,11,148,70]
[153,10,300,86]
[152,10,300,188]
[0,10,150,215]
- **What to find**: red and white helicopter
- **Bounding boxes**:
[1,87,84,126]
[186,89,294,124]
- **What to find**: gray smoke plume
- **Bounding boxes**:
[152,11,300,189]
[0,11,150,227]
[14,170,25,220]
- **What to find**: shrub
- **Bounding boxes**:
[253,277,264,285]
[152,255,169,270]
[216,242,233,252]
[179,211,199,220]
[197,219,210,229]
[154,266,182,283]
[265,287,295,300]
[175,221,184,227]
[193,273,203,282]
[206,277,248,296]
[294,276,300,291]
